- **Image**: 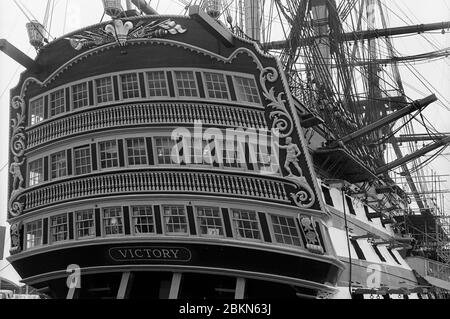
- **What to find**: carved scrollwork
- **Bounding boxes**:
[67,19,187,51]
[10,222,22,255]
[9,96,26,218]
[259,67,293,138]
[287,176,315,209]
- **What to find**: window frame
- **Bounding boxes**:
[29,96,45,126]
[153,136,179,166]
[230,208,263,242]
[49,213,70,244]
[75,209,96,240]
[50,150,68,180]
[73,145,92,176]
[71,81,90,110]
[268,213,303,247]
[195,206,225,238]
[98,139,119,170]
[94,75,115,106]
[28,158,44,187]
[131,205,156,236]
[119,72,141,101]
[125,137,148,167]
[201,71,231,101]
[25,219,43,250]
[162,205,190,236]
[49,88,66,118]
[172,70,199,99]
[145,70,169,98]
[232,74,262,105]
[101,206,125,237]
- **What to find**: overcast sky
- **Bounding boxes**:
[0,0,449,286]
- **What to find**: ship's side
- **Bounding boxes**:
[6,9,344,299]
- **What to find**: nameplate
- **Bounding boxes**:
[109,246,192,262]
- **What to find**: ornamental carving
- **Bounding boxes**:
[260,67,315,208]
[260,67,293,138]
[9,96,26,218]
[67,18,187,50]
[299,216,324,254]
[10,222,22,255]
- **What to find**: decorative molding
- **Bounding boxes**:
[9,96,26,218]
[10,222,22,255]
[299,216,324,254]
[259,67,316,209]
[259,67,293,138]
[66,18,187,51]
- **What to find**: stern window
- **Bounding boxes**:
[234,76,261,104]
[174,71,198,97]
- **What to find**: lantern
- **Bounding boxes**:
[102,0,123,18]
[26,20,45,49]
[202,0,222,19]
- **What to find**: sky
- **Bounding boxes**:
[0,0,449,286]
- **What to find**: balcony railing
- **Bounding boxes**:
[27,102,268,149]
[24,170,291,212]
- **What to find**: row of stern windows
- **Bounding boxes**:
[27,135,276,187]
[23,204,315,252]
[28,69,262,126]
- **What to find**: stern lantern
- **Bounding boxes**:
[202,0,222,19]
[102,0,124,18]
[26,20,46,50]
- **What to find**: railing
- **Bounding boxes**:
[27,102,268,149]
[24,170,291,211]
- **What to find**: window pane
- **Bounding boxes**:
[126,138,147,166]
[50,213,69,243]
[204,72,229,100]
[103,207,124,235]
[72,82,89,109]
[74,146,92,175]
[121,73,140,99]
[163,206,188,234]
[270,215,302,247]
[50,89,65,117]
[99,140,118,169]
[26,220,42,249]
[174,71,198,97]
[30,98,44,125]
[132,206,155,234]
[196,207,224,237]
[76,209,95,239]
[96,77,114,104]
[155,137,178,165]
[232,209,260,240]
[234,76,261,104]
[147,71,168,97]
[29,159,43,186]
[51,151,67,179]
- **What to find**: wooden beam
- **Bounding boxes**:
[264,21,450,49]
[189,5,234,47]
[376,136,450,175]
[235,278,246,299]
[0,39,36,70]
[335,94,437,145]
[169,273,182,300]
[117,272,133,299]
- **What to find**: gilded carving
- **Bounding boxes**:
[260,67,315,208]
[9,96,26,218]
[67,19,187,50]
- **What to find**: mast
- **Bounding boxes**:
[244,0,261,41]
